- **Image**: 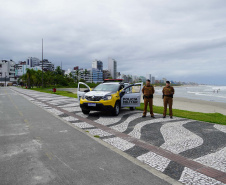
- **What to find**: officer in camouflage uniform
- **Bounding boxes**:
[142,79,155,118]
[162,81,175,118]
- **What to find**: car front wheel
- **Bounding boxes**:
[112,102,120,116]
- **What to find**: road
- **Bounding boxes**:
[0,87,174,185]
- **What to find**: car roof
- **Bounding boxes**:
[101,82,121,85]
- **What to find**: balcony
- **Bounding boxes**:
[9,78,16,82]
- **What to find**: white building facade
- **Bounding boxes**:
[15,57,53,78]
[15,63,42,77]
[108,58,117,79]
[151,76,155,84]
[92,60,103,71]
[0,60,16,85]
[91,59,103,83]
[146,74,151,81]
[27,57,40,67]
[38,59,54,71]
[79,69,92,83]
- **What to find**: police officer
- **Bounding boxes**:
[142,79,155,118]
[162,81,175,118]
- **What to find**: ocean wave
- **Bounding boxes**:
[212,87,226,90]
[205,85,226,90]
[187,91,196,94]
[187,91,226,99]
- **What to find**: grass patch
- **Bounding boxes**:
[94,135,100,138]
[29,88,77,98]
[22,87,226,125]
[136,103,226,125]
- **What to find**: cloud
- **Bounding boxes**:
[0,0,226,85]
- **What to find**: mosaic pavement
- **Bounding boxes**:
[11,87,226,185]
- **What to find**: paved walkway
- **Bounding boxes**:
[1,87,173,185]
[10,87,226,185]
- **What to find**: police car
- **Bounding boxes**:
[77,79,143,116]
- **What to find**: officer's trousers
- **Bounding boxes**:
[163,97,173,116]
[143,98,154,116]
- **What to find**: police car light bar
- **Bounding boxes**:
[104,79,123,82]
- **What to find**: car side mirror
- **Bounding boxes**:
[84,89,90,92]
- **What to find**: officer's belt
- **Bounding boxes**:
[163,94,173,98]
[143,95,153,99]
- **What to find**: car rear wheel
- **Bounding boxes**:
[82,109,90,115]
[112,102,120,116]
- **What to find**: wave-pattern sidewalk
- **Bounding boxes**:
[11,87,226,185]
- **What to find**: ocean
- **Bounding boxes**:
[155,85,226,103]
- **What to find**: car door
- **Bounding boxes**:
[120,83,143,108]
[77,82,91,101]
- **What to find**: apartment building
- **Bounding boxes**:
[0,60,16,86]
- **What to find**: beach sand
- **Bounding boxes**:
[142,95,226,115]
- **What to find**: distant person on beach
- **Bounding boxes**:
[162,81,175,118]
[142,79,155,118]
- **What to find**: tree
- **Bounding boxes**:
[75,70,80,83]
[20,66,77,88]
[34,70,42,88]
[19,74,27,86]
[69,72,73,79]
[55,66,63,75]
[79,79,86,82]
[26,68,36,88]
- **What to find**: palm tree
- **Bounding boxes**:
[26,68,36,88]
[19,74,27,86]
[45,71,54,87]
[75,70,80,83]
[34,70,42,88]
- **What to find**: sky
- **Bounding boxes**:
[1,0,226,85]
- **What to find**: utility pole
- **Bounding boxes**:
[42,38,43,88]
[5,72,6,87]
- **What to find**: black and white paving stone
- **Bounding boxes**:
[11,87,226,185]
[103,137,135,151]
[86,128,112,137]
[137,151,171,172]
[72,122,95,129]
[160,120,203,154]
[62,116,78,122]
[179,167,224,185]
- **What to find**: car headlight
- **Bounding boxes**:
[103,95,112,100]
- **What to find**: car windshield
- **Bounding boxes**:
[93,84,119,91]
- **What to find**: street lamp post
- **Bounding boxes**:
[5,72,7,87]
[42,38,44,88]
